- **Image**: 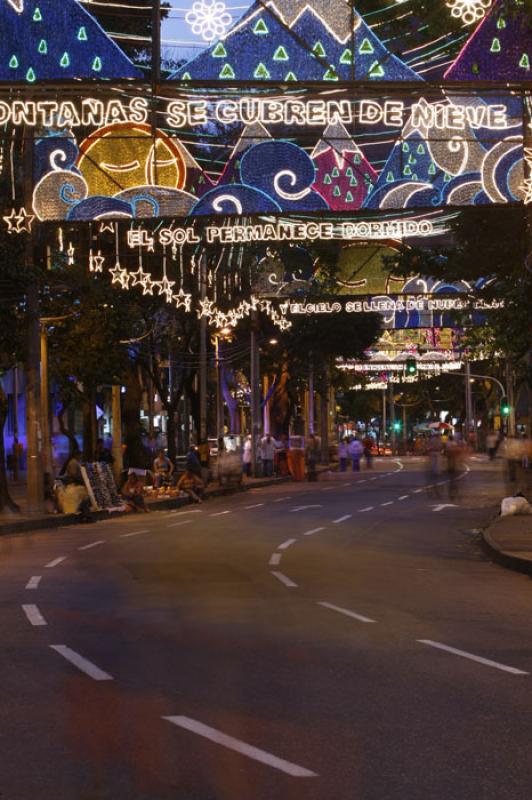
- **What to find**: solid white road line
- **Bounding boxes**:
[22,604,47,626]
[44,557,67,568]
[359,506,374,513]
[120,529,149,538]
[245,503,264,509]
[168,509,203,516]
[333,515,351,524]
[317,602,376,624]
[271,571,298,588]
[167,519,193,528]
[381,502,394,507]
[25,576,42,590]
[163,716,317,778]
[269,553,282,566]
[278,538,297,550]
[78,540,105,551]
[418,640,529,676]
[210,510,232,517]
[290,505,322,513]
[49,645,114,681]
[304,527,325,537]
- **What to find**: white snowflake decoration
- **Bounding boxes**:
[446,0,492,26]
[185,0,232,43]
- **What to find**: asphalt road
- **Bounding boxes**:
[2,456,532,800]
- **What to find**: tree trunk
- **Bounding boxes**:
[57,403,78,471]
[0,385,20,512]
[166,411,177,462]
[123,364,149,469]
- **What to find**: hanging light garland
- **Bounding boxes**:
[446,0,492,26]
[197,295,292,332]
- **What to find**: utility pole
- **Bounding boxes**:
[199,254,208,442]
[402,404,407,450]
[465,360,474,445]
[506,360,517,436]
[389,382,396,456]
[382,387,387,454]
[40,324,53,478]
[111,385,123,485]
[215,335,224,440]
[308,358,314,435]
[250,310,261,477]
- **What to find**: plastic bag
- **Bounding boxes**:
[500,496,532,517]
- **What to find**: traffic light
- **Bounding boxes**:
[501,398,511,417]
[405,358,417,376]
[393,420,402,432]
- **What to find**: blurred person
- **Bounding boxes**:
[177,469,204,503]
[444,435,462,500]
[348,436,364,472]
[260,434,275,478]
[363,433,374,469]
[198,438,211,485]
[243,435,252,477]
[153,449,174,488]
[94,438,114,465]
[122,473,148,513]
[338,438,348,473]
[486,430,499,461]
[305,434,320,482]
[186,445,202,477]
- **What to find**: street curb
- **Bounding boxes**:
[0,468,336,537]
[480,518,532,578]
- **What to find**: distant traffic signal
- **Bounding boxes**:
[393,420,402,432]
[405,358,417,376]
[501,398,511,417]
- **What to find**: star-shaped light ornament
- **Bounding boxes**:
[129,265,152,289]
[173,288,193,312]
[3,207,34,234]
[67,242,76,265]
[89,250,105,273]
[110,262,130,290]
[153,275,176,303]
[524,148,532,206]
[197,298,215,320]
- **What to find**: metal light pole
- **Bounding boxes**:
[250,310,261,477]
[464,360,474,444]
[40,324,53,478]
[199,254,208,442]
[382,387,387,454]
[111,385,123,485]
[389,382,396,456]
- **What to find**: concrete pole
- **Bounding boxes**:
[465,360,474,444]
[389,382,396,456]
[111,385,123,485]
[215,336,224,441]
[308,361,315,435]
[506,360,517,437]
[250,310,260,476]
[199,255,208,443]
[403,405,407,450]
[40,325,53,477]
[382,388,387,454]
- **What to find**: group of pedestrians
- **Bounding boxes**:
[338,436,373,472]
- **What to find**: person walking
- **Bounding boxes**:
[486,431,498,461]
[243,435,252,478]
[363,434,374,470]
[348,436,364,472]
[186,446,202,477]
[260,434,275,478]
[338,439,348,472]
[197,439,210,485]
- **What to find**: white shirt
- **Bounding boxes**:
[261,438,275,460]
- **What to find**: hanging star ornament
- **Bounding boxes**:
[153,275,176,303]
[173,288,193,312]
[3,207,34,234]
[129,265,152,288]
[110,262,130,290]
[89,250,105,273]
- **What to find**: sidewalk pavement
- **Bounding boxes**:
[0,466,335,536]
[482,515,532,576]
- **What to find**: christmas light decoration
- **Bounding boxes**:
[446,0,492,26]
[67,242,75,265]
[88,249,105,273]
[185,0,232,43]
[110,262,130,290]
[3,206,34,233]
[173,288,193,312]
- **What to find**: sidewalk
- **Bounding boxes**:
[0,466,335,536]
[482,515,532,576]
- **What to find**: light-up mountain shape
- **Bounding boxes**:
[0,0,142,81]
[445,1,531,80]
[311,121,377,210]
[173,0,422,82]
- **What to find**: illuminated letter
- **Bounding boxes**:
[359,101,383,126]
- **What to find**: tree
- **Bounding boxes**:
[89,1,170,67]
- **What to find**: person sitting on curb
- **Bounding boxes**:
[177,469,205,504]
[122,473,148,513]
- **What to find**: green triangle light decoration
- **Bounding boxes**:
[212,42,227,58]
[181,71,191,80]
[26,67,36,82]
[219,63,235,79]
[324,174,332,185]
[345,191,354,203]
[340,48,353,65]
[497,16,507,29]
[284,71,297,81]
[403,165,412,176]
[77,27,88,42]
[323,66,338,80]
[354,154,361,165]
[312,41,326,58]
[519,53,530,70]
[333,186,341,197]
[92,56,102,72]
[402,143,409,153]
[350,176,358,186]
[9,55,18,69]
[273,45,289,61]
[428,162,437,176]
[408,154,416,165]
[369,60,385,78]
[417,144,425,155]
[38,39,47,54]
[444,173,451,183]
[254,62,271,79]
[386,171,395,183]
[253,18,269,35]
[490,38,501,53]
[346,167,353,178]
[359,38,374,55]
[33,7,42,21]
[60,52,70,68]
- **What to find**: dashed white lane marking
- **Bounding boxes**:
[418,640,529,676]
[317,602,376,625]
[369,478,378,482]
[45,557,67,569]
[321,487,334,492]
[358,480,367,484]
[271,571,298,588]
[120,529,149,538]
[333,515,351,524]
[166,509,203,518]
[381,502,394,507]
[290,505,322,513]
[50,645,114,681]
[304,527,325,537]
[210,510,232,517]
[342,482,351,487]
[278,538,297,551]
[245,503,264,510]
[359,506,374,513]
[398,495,409,501]
[273,497,292,503]
[432,504,458,512]
[413,489,424,494]
[78,540,105,551]
[22,604,47,626]
[269,553,282,566]
[163,716,317,778]
[167,519,194,528]
[26,576,42,590]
